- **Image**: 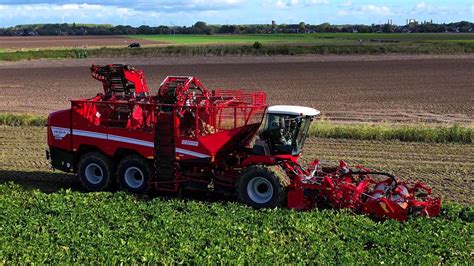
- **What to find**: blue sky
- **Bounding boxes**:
[0,0,472,27]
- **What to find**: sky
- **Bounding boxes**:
[0,0,472,27]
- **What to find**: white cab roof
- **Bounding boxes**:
[267,105,320,117]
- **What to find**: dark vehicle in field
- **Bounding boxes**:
[128,42,140,48]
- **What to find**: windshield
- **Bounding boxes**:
[295,116,312,153]
[263,114,313,155]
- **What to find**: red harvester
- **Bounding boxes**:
[47,64,441,221]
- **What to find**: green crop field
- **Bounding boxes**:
[130,33,474,45]
[0,182,472,264]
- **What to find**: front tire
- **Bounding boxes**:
[237,165,286,208]
[117,155,151,193]
[77,152,114,191]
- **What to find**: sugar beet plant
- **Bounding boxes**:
[0,183,472,264]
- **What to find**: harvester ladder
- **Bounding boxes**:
[154,110,176,190]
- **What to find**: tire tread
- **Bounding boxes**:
[237,165,287,208]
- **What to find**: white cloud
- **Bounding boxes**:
[273,0,288,9]
[268,0,296,9]
[51,3,103,12]
[192,0,243,3]
[416,2,429,10]
[360,5,392,15]
[0,0,247,12]
[411,2,456,16]
[307,0,329,5]
[268,0,328,9]
[337,4,393,17]
[0,3,205,26]
[0,4,134,22]
[0,1,252,26]
[337,10,349,16]
[187,0,246,8]
[339,1,351,7]
[290,0,300,5]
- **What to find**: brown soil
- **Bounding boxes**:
[0,55,472,124]
[0,36,165,49]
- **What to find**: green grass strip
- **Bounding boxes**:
[310,122,474,144]
[0,113,47,126]
[0,49,86,61]
[131,33,474,44]
[1,113,472,143]
[0,182,471,264]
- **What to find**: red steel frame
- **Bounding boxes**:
[48,70,268,190]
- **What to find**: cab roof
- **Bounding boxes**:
[267,105,320,117]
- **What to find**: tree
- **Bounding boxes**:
[316,23,331,32]
[298,22,306,33]
[192,21,210,34]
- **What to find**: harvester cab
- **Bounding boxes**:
[256,105,320,156]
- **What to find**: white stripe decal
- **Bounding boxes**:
[51,126,71,133]
[72,129,107,140]
[51,126,209,158]
[176,148,210,158]
[108,134,154,148]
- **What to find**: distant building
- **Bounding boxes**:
[406,19,418,26]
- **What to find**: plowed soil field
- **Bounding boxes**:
[1,126,472,205]
[0,36,165,49]
[0,55,472,124]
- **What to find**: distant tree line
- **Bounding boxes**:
[1,21,472,36]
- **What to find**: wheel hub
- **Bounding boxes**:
[247,176,273,204]
[84,163,103,185]
[124,166,144,189]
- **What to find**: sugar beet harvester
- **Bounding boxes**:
[47,64,441,221]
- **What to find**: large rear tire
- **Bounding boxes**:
[117,155,151,193]
[77,152,114,191]
[237,165,286,208]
